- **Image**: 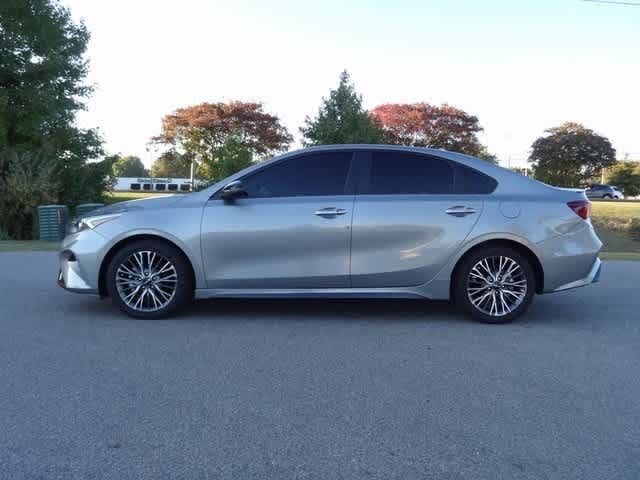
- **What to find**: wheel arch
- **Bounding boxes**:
[449,238,545,299]
[98,234,196,298]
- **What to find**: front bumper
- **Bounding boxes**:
[57,229,108,295]
[58,250,98,294]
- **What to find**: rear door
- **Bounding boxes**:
[350,150,491,288]
[200,151,355,289]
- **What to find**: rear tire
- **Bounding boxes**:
[453,246,535,324]
[106,239,194,319]
[603,194,613,199]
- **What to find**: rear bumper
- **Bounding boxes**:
[552,257,601,292]
[537,222,603,293]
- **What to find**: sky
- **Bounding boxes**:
[64,0,640,168]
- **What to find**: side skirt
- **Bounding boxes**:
[194,288,429,300]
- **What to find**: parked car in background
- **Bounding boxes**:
[585,184,623,200]
[58,145,602,324]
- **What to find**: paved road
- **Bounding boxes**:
[0,252,639,480]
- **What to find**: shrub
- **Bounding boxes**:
[0,150,59,239]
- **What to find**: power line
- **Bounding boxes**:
[581,0,640,6]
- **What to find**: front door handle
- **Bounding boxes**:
[445,206,477,217]
[315,207,347,218]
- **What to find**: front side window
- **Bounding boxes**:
[241,152,353,198]
[367,151,454,194]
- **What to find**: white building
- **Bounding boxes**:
[114,177,195,193]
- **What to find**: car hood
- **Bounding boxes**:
[81,195,183,218]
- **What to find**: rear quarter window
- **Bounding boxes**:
[453,164,497,194]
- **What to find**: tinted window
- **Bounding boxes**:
[367,152,453,194]
[453,164,497,194]
[155,184,166,191]
[130,183,141,190]
[180,184,190,191]
[241,152,352,198]
[142,183,152,190]
[168,184,178,191]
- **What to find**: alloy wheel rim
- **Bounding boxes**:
[115,250,178,312]
[466,256,527,317]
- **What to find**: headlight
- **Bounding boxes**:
[70,214,121,233]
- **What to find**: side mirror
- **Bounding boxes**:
[220,180,247,200]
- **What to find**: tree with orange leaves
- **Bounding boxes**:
[370,103,484,156]
[153,101,292,182]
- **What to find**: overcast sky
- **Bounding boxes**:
[64,0,640,168]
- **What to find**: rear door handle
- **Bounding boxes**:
[315,207,347,218]
[445,206,477,217]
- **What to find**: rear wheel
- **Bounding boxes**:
[603,194,613,199]
[454,246,535,324]
[106,239,194,318]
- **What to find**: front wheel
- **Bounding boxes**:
[106,239,194,318]
[454,246,535,324]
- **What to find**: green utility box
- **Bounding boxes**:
[75,203,104,217]
[37,205,68,241]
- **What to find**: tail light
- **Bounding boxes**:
[567,200,591,220]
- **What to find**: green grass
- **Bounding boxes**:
[0,240,59,252]
[103,191,167,205]
[591,200,640,254]
[599,251,640,261]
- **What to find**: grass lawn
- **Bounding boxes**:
[591,200,640,254]
[0,240,59,252]
[103,191,168,205]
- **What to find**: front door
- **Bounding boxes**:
[200,151,355,289]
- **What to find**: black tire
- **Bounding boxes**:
[106,239,194,319]
[603,194,613,199]
[453,246,536,324]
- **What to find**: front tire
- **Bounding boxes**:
[454,246,535,324]
[106,239,194,319]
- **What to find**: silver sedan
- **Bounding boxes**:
[58,145,602,323]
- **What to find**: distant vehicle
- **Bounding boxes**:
[59,145,602,324]
[585,184,623,200]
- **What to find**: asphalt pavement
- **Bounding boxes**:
[0,252,639,479]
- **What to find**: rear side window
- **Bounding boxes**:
[453,164,497,194]
[241,152,353,198]
[367,151,453,194]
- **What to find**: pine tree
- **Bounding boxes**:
[301,71,384,145]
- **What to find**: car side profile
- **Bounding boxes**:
[585,184,623,200]
[58,145,602,323]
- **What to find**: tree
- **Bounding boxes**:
[370,102,484,156]
[153,101,291,183]
[151,150,193,178]
[528,122,616,187]
[477,146,499,165]
[0,151,58,239]
[112,155,147,177]
[301,70,384,145]
[197,137,253,181]
[607,161,640,197]
[0,0,104,237]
